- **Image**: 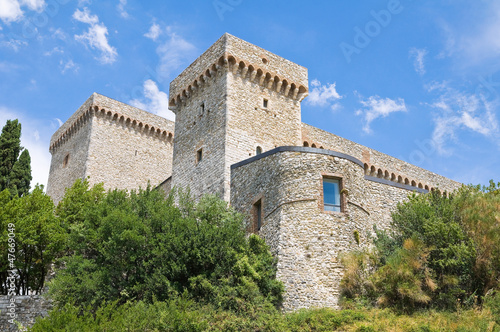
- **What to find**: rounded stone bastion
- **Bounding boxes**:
[230,146,373,311]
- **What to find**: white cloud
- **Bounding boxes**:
[356,95,407,134]
[1,38,28,51]
[0,106,52,189]
[0,0,45,23]
[73,6,98,24]
[438,2,500,68]
[155,28,196,80]
[21,0,44,12]
[43,46,64,56]
[409,48,427,75]
[429,84,499,154]
[50,27,67,40]
[130,79,175,121]
[144,22,161,41]
[60,59,78,74]
[54,118,63,127]
[307,79,342,110]
[117,0,128,18]
[0,0,23,23]
[73,7,117,64]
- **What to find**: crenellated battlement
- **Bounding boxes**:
[50,93,174,153]
[168,53,309,111]
[169,33,308,112]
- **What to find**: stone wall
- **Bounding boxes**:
[0,295,52,331]
[302,123,461,193]
[170,59,228,200]
[47,93,175,204]
[46,106,93,204]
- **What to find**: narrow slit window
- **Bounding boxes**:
[263,99,268,108]
[253,199,262,232]
[196,148,203,163]
[323,178,341,212]
[63,154,70,168]
[256,146,262,155]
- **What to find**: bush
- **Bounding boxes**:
[341,182,500,312]
[49,182,283,311]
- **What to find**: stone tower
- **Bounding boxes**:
[169,33,309,201]
[47,93,175,204]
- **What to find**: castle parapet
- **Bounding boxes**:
[49,93,175,154]
[169,33,309,111]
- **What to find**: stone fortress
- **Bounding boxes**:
[47,33,461,311]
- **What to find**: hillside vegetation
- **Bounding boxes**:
[0,179,498,331]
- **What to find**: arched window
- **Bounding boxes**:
[256,146,262,155]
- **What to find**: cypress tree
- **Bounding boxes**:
[0,119,31,196]
[10,149,32,197]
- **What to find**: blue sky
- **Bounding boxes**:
[1,0,499,188]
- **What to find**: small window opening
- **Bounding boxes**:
[256,146,262,155]
[263,99,268,108]
[63,153,70,168]
[253,199,262,232]
[196,148,203,163]
[323,178,341,212]
[303,141,309,147]
[200,103,205,116]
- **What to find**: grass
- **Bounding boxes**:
[30,302,500,332]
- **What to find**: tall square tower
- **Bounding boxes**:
[169,33,309,200]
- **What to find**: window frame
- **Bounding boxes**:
[320,173,345,214]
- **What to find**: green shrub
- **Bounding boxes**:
[50,182,283,312]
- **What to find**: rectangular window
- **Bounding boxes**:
[263,99,268,108]
[253,199,262,232]
[323,178,341,212]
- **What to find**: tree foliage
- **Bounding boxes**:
[0,186,65,295]
[9,149,32,197]
[340,183,500,312]
[49,181,283,311]
[0,119,32,197]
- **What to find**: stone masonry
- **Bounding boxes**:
[47,33,462,311]
[0,295,52,331]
